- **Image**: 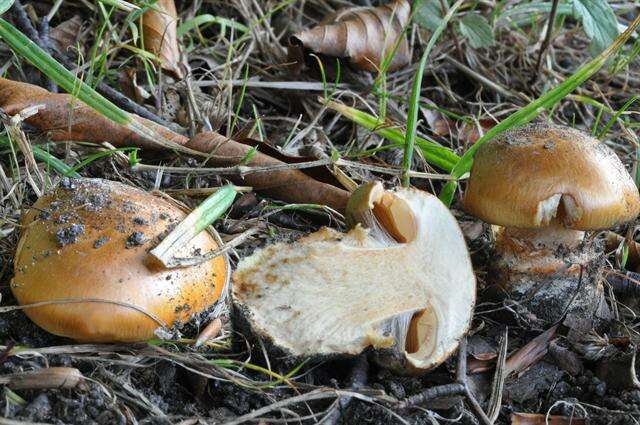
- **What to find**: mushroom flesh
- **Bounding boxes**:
[233,182,476,373]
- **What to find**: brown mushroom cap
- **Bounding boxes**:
[463,124,640,230]
[11,178,228,342]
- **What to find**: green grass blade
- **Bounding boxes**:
[403,0,463,186]
[97,0,139,12]
[149,185,237,267]
[0,136,79,177]
[178,14,248,37]
[597,95,639,140]
[0,18,128,125]
[64,147,138,176]
[325,100,460,172]
[439,13,640,206]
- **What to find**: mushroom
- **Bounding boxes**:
[463,124,640,325]
[233,182,475,373]
[11,178,229,342]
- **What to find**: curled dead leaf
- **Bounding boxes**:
[0,78,349,211]
[142,0,183,78]
[289,0,411,73]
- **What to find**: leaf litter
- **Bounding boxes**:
[1,0,640,424]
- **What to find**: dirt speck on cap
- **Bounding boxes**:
[93,236,110,249]
[55,224,85,247]
[126,231,146,248]
[132,216,148,225]
[59,177,77,190]
[122,200,138,213]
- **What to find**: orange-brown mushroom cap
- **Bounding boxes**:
[463,124,640,230]
[11,178,228,342]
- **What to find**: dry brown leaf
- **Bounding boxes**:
[0,77,182,149]
[0,78,349,211]
[510,412,587,425]
[424,107,496,145]
[49,15,83,54]
[142,0,183,78]
[468,326,558,375]
[505,325,558,376]
[187,133,349,211]
[0,367,84,390]
[289,0,411,73]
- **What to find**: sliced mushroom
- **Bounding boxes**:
[233,182,475,373]
[463,124,640,326]
[11,178,229,342]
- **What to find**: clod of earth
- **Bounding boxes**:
[289,0,411,73]
[233,181,475,374]
[11,178,228,342]
[463,123,640,329]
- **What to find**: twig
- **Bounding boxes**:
[486,329,508,423]
[222,389,383,425]
[194,318,223,348]
[397,383,465,409]
[605,270,640,298]
[0,298,167,329]
[534,0,561,77]
[324,355,369,425]
[162,225,261,268]
[457,338,493,425]
[133,158,455,180]
[398,338,492,425]
[444,56,531,103]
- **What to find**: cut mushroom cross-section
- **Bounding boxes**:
[233,183,475,373]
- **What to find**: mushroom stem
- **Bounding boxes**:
[494,224,588,276]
